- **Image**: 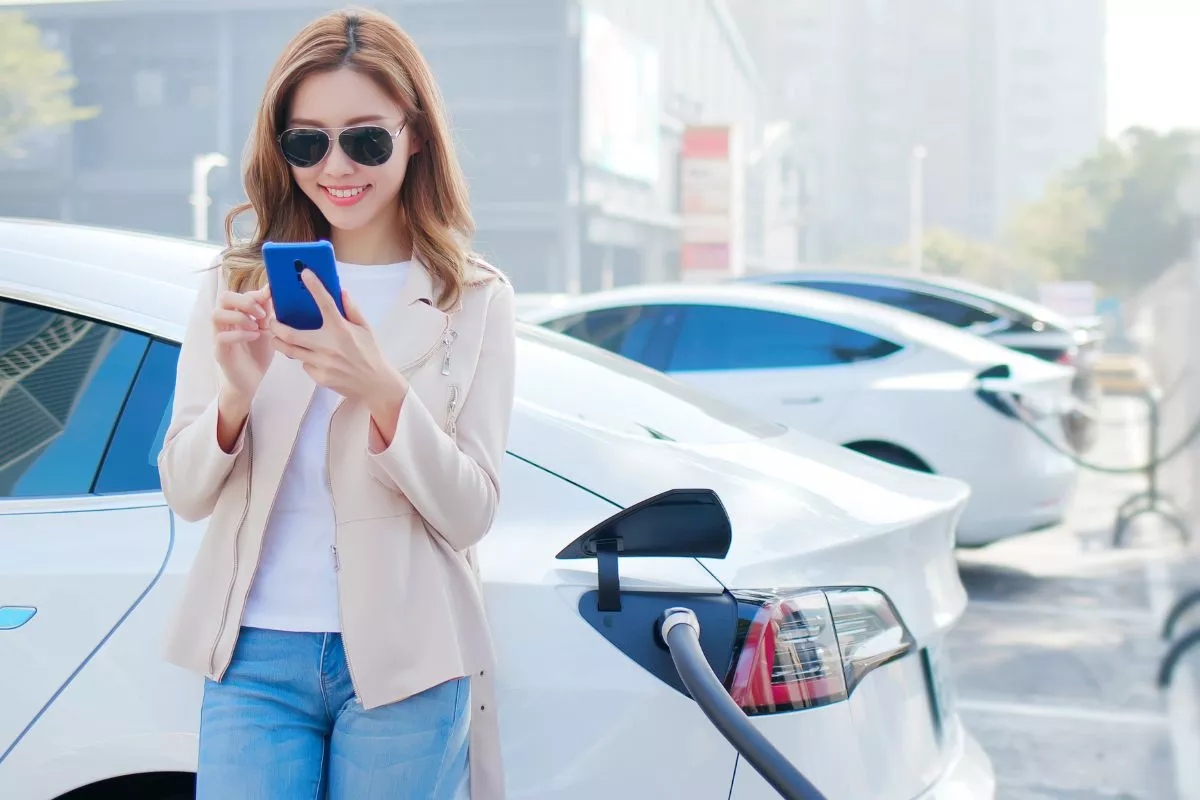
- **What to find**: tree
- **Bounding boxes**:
[0,12,98,158]
[1004,177,1102,282]
[1084,128,1195,292]
[1006,127,1198,295]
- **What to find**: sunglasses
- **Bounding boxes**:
[277,122,407,168]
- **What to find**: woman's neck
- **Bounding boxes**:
[329,210,413,265]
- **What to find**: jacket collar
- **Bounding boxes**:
[373,258,452,372]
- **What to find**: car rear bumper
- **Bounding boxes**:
[727,719,995,800]
[953,431,1078,547]
[915,725,996,800]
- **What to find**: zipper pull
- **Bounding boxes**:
[441,329,458,375]
[446,384,460,437]
[330,545,340,571]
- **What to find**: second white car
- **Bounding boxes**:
[522,283,1080,546]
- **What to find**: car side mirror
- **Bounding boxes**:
[556,488,732,613]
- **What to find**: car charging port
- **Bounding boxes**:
[658,607,829,800]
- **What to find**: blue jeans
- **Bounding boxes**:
[197,627,470,800]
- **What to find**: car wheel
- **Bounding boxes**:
[845,442,933,473]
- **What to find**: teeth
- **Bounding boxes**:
[326,187,365,199]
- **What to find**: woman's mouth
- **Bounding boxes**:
[321,185,370,207]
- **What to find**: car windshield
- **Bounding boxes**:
[513,324,785,444]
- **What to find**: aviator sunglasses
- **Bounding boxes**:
[277,122,408,168]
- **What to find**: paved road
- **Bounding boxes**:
[946,397,1198,799]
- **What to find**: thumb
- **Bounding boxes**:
[343,289,368,327]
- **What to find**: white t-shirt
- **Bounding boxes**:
[242,260,412,632]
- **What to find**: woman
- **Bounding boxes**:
[158,7,514,799]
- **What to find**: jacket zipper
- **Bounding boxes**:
[440,329,458,375]
[445,384,461,438]
[208,425,253,677]
[212,393,315,682]
[399,319,452,375]
[328,397,364,702]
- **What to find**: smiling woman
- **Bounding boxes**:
[156,7,515,800]
[219,6,475,312]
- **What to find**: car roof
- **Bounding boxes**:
[742,269,1076,330]
[1,217,220,289]
[520,282,1018,365]
[521,281,922,327]
[0,217,222,339]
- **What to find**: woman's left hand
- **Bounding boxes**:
[270,269,407,410]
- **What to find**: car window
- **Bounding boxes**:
[797,281,999,328]
[663,305,901,371]
[95,340,181,494]
[514,325,784,443]
[0,300,150,498]
[542,305,660,362]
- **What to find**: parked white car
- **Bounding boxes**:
[522,284,1080,547]
[0,219,993,800]
[736,271,1103,417]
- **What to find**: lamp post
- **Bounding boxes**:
[190,153,229,241]
[909,145,927,273]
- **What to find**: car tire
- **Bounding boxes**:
[845,442,934,473]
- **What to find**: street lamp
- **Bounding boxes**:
[909,145,927,273]
[190,152,229,241]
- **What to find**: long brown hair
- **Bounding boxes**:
[221,6,474,310]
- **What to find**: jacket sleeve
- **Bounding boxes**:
[157,263,246,522]
[366,282,516,551]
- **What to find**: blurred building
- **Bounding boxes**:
[0,0,785,291]
[731,0,1107,265]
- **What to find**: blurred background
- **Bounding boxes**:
[1,0,1195,307]
[5,2,1200,797]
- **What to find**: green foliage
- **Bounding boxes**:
[0,11,99,158]
[1006,127,1198,294]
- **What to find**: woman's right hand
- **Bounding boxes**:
[212,286,274,407]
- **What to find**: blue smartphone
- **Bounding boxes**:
[262,240,345,330]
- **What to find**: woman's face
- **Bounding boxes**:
[284,67,420,234]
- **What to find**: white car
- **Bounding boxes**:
[736,271,1103,415]
[521,284,1080,546]
[0,219,994,800]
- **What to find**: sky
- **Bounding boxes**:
[1107,0,1200,135]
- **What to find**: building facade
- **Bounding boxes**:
[734,0,1106,264]
[2,0,775,291]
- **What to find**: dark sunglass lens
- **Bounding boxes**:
[341,126,394,166]
[279,129,330,168]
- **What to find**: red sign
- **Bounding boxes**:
[682,126,731,160]
[682,243,731,271]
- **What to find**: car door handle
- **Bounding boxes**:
[782,396,823,405]
[0,607,37,630]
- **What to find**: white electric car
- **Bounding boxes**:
[522,284,1080,546]
[0,219,993,800]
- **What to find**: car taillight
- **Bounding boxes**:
[1057,350,1075,366]
[727,587,914,716]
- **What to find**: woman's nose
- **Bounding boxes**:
[322,139,356,177]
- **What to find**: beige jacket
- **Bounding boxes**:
[158,256,515,800]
